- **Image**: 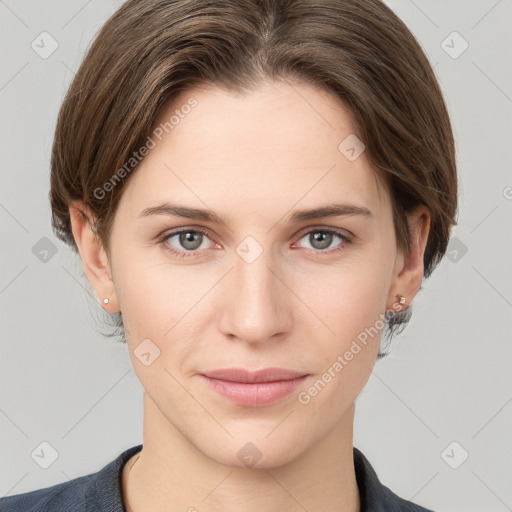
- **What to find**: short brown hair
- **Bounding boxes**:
[50,0,458,356]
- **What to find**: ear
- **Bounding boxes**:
[386,204,431,312]
[68,201,119,313]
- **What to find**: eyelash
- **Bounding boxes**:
[157,227,353,259]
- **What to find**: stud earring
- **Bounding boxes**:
[396,294,406,307]
[103,298,109,304]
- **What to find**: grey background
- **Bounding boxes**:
[1,1,511,510]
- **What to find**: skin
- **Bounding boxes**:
[70,80,430,512]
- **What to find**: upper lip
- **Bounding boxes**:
[200,368,308,383]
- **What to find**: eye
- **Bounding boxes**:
[295,228,352,253]
[159,228,216,258]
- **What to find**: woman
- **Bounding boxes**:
[1,0,457,510]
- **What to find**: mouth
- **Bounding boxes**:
[199,368,310,407]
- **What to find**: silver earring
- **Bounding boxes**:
[396,294,406,306]
[103,298,109,304]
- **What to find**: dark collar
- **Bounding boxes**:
[353,446,434,511]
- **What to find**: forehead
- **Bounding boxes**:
[117,80,390,223]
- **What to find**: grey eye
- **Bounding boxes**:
[166,230,209,251]
[296,230,348,251]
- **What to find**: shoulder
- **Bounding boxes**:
[353,447,435,512]
[0,445,143,512]
[0,474,93,512]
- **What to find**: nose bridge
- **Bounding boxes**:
[219,238,290,343]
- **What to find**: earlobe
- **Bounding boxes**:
[68,201,119,312]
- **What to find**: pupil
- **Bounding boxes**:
[312,231,332,250]
[180,232,201,250]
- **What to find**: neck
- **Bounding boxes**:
[122,394,360,512]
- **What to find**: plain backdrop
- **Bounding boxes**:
[1,1,511,511]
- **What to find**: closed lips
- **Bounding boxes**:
[200,368,309,383]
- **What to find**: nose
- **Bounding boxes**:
[217,247,293,345]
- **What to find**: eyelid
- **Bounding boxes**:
[294,225,354,242]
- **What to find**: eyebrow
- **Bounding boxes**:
[137,202,373,225]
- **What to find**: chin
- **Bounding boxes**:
[198,434,305,471]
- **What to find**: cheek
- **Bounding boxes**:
[300,252,391,387]
[113,247,180,326]
[113,255,206,368]
[299,277,385,413]
[311,256,392,336]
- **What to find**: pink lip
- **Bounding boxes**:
[199,368,309,407]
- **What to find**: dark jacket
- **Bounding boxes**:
[0,445,434,511]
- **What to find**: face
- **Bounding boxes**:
[74,80,427,469]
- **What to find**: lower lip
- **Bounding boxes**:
[200,375,309,407]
